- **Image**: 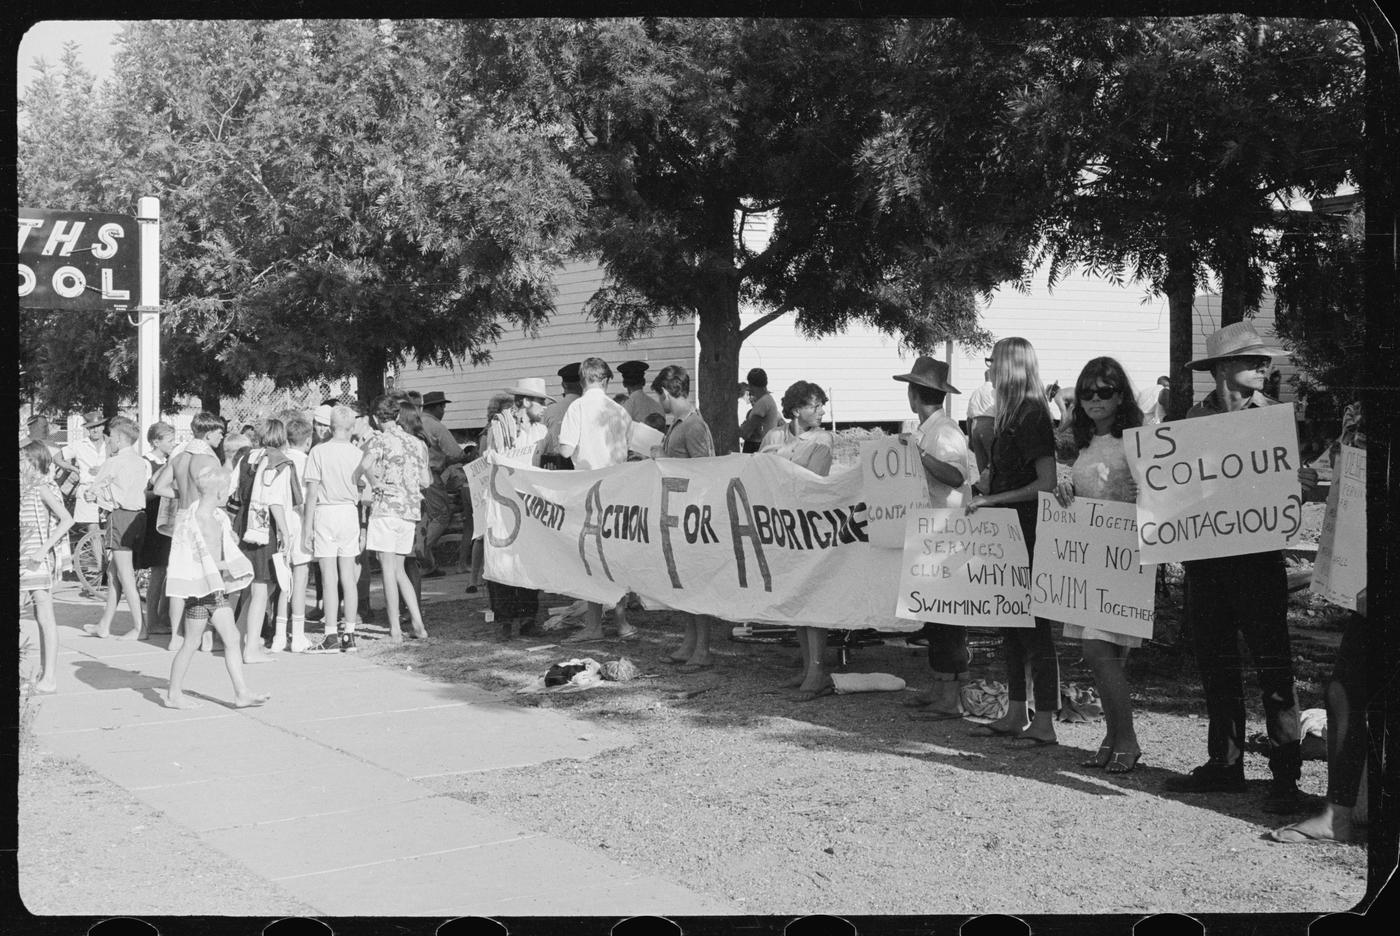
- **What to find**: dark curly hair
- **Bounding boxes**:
[1070,357,1143,451]
[780,380,828,419]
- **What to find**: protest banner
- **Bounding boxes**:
[1123,404,1303,563]
[1029,493,1156,639]
[482,451,920,631]
[894,508,1034,628]
[465,442,539,540]
[861,436,931,548]
[1311,444,1365,611]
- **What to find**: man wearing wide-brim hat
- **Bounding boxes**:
[1163,321,1318,814]
[418,390,469,577]
[893,357,976,716]
[64,410,111,530]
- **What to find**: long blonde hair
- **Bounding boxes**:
[991,337,1052,438]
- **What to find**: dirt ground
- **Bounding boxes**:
[18,535,1371,917]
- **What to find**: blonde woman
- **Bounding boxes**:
[965,337,1060,746]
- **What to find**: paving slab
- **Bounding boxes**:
[203,796,541,880]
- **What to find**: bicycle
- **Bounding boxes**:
[72,516,149,601]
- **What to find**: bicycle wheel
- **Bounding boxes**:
[74,529,106,597]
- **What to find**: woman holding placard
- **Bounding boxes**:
[761,381,836,699]
[1054,357,1146,773]
[966,337,1060,746]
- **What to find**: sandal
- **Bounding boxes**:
[1105,751,1142,774]
[1081,745,1112,769]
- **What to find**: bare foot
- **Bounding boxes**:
[82,624,110,639]
[665,644,696,663]
[232,693,271,708]
[616,626,639,639]
[199,632,214,653]
[781,674,805,688]
[116,629,142,641]
[388,634,404,645]
[563,630,607,643]
[684,653,715,667]
[165,693,203,710]
[166,637,184,653]
[242,653,277,665]
[34,681,57,694]
[796,673,832,694]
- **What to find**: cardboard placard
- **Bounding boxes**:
[894,508,1033,628]
[1311,444,1365,611]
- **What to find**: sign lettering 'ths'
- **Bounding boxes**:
[18,209,141,311]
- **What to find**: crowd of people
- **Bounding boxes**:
[17,324,1368,844]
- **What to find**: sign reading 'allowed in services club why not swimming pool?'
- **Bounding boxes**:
[1123,404,1303,564]
[895,508,1034,628]
[1029,493,1156,640]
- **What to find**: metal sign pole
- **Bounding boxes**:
[136,197,160,453]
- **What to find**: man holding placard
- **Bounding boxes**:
[892,357,975,716]
[1159,322,1316,814]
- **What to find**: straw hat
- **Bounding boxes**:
[504,377,554,402]
[1187,322,1287,370]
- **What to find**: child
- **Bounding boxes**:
[271,416,316,652]
[20,441,75,693]
[302,405,367,652]
[165,465,269,709]
[84,418,152,640]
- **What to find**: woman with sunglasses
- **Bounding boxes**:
[965,337,1060,746]
[1054,358,1146,773]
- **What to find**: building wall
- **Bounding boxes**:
[392,259,697,433]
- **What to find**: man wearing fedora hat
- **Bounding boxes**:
[418,390,470,577]
[63,410,111,534]
[894,357,976,715]
[1164,321,1313,814]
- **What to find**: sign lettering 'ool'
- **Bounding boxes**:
[19,209,141,311]
[1123,405,1303,563]
[895,507,1034,628]
[1311,444,1365,611]
[1029,493,1156,639]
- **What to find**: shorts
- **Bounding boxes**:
[366,515,417,555]
[1062,622,1143,649]
[184,590,230,621]
[313,504,362,558]
[106,508,147,553]
[240,541,276,583]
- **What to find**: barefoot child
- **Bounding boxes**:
[166,465,270,709]
[83,417,151,640]
[270,416,316,651]
[20,441,75,693]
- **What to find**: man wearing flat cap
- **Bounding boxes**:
[617,360,665,426]
[541,362,583,469]
[1164,321,1316,814]
[419,390,469,576]
[894,357,976,716]
[64,410,110,533]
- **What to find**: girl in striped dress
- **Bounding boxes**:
[20,440,75,693]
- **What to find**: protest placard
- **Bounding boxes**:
[481,451,921,631]
[860,436,931,548]
[1030,493,1155,639]
[628,420,664,457]
[465,442,539,540]
[1123,404,1303,563]
[1311,444,1365,611]
[894,507,1033,628]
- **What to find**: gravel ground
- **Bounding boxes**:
[353,581,1368,916]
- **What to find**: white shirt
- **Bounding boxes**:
[305,439,365,506]
[63,436,107,523]
[558,387,630,470]
[964,382,997,421]
[914,410,973,509]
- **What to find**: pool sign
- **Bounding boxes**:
[19,208,141,311]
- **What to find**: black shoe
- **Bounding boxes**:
[1162,761,1247,793]
[339,632,358,653]
[1261,779,1311,815]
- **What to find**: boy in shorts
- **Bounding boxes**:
[302,405,366,651]
[165,465,270,709]
[84,417,151,640]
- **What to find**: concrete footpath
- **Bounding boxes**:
[22,579,736,917]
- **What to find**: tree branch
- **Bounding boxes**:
[739,305,791,341]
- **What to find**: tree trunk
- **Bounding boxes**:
[1164,245,1197,421]
[1218,243,1250,327]
[696,287,744,455]
[198,378,221,417]
[357,351,386,409]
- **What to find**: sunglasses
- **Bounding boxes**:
[1077,386,1120,401]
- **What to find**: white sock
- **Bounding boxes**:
[290,614,305,640]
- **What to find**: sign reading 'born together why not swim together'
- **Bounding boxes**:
[895,508,1034,628]
[1123,405,1303,563]
[1030,493,1156,639]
